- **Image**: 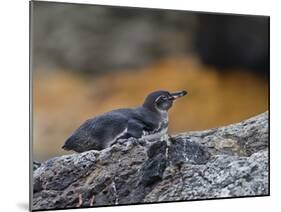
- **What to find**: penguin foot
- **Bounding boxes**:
[114,138,128,145]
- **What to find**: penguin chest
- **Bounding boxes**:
[141,121,168,141]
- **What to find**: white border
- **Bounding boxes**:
[1,0,279,212]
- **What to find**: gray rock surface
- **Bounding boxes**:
[32,112,269,210]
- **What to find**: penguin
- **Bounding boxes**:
[62,90,187,153]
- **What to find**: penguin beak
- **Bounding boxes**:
[169,90,188,100]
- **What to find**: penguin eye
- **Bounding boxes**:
[155,95,168,104]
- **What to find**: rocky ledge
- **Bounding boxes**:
[33,112,269,210]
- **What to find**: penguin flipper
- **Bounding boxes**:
[118,119,145,139]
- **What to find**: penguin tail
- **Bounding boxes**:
[62,135,76,151]
[61,143,69,150]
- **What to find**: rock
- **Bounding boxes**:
[145,150,268,202]
[176,111,268,156]
[32,112,268,210]
[33,161,41,171]
[32,1,268,77]
[140,140,168,186]
[195,14,269,76]
[32,1,195,73]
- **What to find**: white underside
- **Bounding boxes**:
[110,128,128,146]
[110,124,168,147]
[141,127,168,141]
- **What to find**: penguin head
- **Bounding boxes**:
[143,90,187,112]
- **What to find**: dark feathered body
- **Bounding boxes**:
[62,90,186,153]
[63,107,168,152]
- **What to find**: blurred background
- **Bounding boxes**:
[31,1,269,161]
